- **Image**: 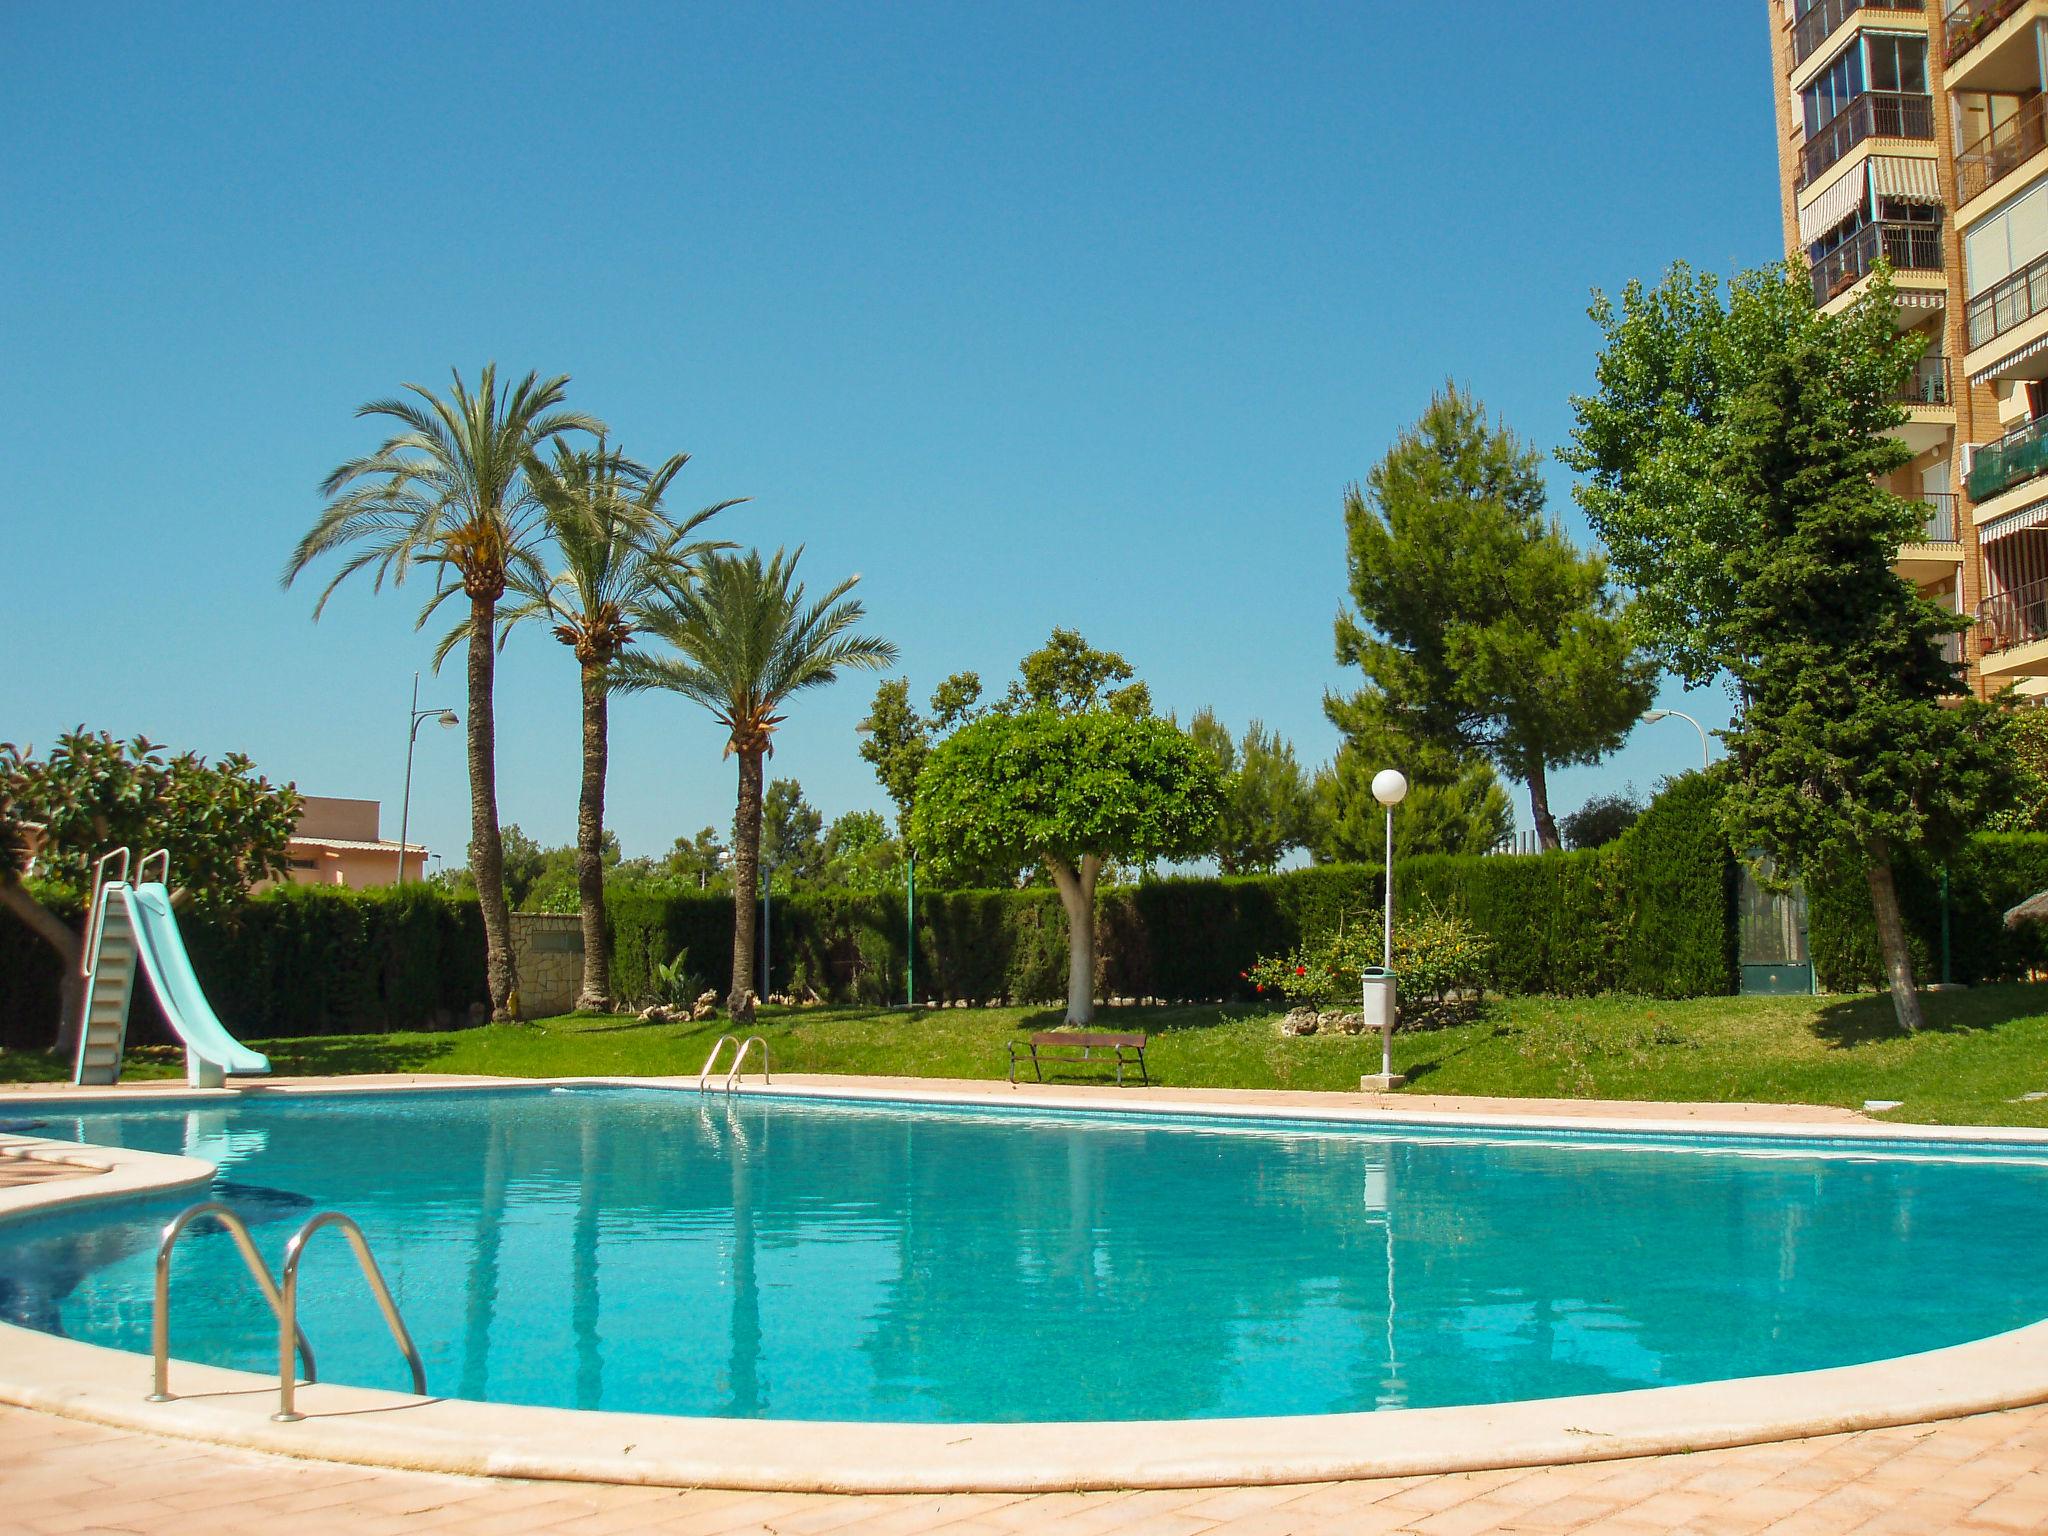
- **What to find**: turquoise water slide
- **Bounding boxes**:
[125,882,270,1082]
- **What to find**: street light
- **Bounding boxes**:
[1364,768,1408,1091]
[1642,708,1710,770]
[397,672,459,885]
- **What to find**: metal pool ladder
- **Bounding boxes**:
[273,1211,426,1421]
[148,1202,316,1403]
[724,1035,770,1092]
[696,1034,739,1088]
[148,1200,426,1421]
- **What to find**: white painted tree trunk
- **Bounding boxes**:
[1045,853,1100,1026]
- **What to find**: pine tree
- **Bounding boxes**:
[1334,387,1656,848]
[1718,333,2007,1031]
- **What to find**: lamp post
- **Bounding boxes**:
[905,848,917,1008]
[1642,708,1710,770]
[1363,768,1408,1091]
[760,853,775,1007]
[397,673,459,885]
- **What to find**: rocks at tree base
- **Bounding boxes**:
[691,991,720,1022]
[1280,1008,1366,1037]
[634,990,722,1025]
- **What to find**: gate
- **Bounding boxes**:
[1738,857,1814,995]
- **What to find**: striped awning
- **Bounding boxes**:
[1870,155,1943,203]
[1798,165,1869,245]
[1980,496,2048,542]
[1972,329,2048,385]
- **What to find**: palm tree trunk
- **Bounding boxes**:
[1045,853,1099,1026]
[1866,839,1926,1033]
[1527,760,1561,852]
[575,661,612,1011]
[728,746,764,1022]
[467,596,520,1021]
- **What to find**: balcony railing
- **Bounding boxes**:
[1800,92,1936,187]
[1898,353,1952,405]
[1969,415,2048,499]
[1910,491,1960,541]
[1945,0,2027,65]
[1957,94,2048,203]
[1979,575,2048,652]
[1966,245,2048,348]
[1810,220,1945,305]
[1796,0,1928,64]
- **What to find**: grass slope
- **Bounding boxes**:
[7,986,2048,1126]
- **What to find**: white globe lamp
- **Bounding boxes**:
[1363,765,1409,1091]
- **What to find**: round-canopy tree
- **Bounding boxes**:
[910,709,1222,1025]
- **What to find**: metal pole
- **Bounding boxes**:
[396,673,418,884]
[906,849,916,1007]
[1941,865,1953,987]
[761,863,772,1004]
[1382,803,1395,1081]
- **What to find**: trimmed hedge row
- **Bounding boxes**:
[0,884,488,1052]
[1809,834,2048,989]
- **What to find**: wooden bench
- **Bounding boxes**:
[1008,1031,1149,1086]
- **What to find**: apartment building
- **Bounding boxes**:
[1767,0,2048,696]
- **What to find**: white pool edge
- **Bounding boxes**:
[3,1077,2047,1493]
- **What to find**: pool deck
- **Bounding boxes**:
[5,1073,2048,1532]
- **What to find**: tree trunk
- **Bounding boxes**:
[467,596,520,1021]
[1866,841,1926,1033]
[1527,760,1561,852]
[1045,853,1099,1026]
[1,879,84,1055]
[728,746,764,1023]
[575,662,612,1012]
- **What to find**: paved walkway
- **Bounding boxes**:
[7,1399,2048,1534]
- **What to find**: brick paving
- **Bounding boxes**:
[7,1400,2048,1534]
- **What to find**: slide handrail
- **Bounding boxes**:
[137,848,170,888]
[148,1201,315,1403]
[273,1211,426,1422]
[82,847,131,973]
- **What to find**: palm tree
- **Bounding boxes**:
[442,439,741,1009]
[283,364,600,1020]
[619,548,896,1021]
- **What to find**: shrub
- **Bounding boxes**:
[1390,900,1494,1004]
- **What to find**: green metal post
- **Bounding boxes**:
[1940,865,1952,988]
[906,851,916,1007]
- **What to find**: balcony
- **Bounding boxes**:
[1898,353,1953,404]
[1969,415,2048,499]
[1800,92,1936,188]
[1916,491,1961,541]
[1797,0,1928,64]
[1811,221,1945,305]
[1966,246,2048,350]
[1979,574,2048,654]
[1958,94,2048,204]
[1946,0,2028,65]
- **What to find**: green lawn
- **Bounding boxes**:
[8,985,2048,1126]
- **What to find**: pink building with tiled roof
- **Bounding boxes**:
[282,797,429,888]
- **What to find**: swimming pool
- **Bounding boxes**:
[6,1085,2048,1425]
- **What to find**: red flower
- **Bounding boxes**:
[1295,965,1307,976]
[1255,984,1265,993]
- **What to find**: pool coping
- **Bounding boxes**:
[4,1074,2048,1493]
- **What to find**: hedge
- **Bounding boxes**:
[1809,834,2048,989]
[0,884,487,1052]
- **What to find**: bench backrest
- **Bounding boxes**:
[1031,1031,1145,1048]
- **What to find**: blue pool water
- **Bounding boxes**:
[4,1086,2048,1423]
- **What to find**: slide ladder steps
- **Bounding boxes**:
[75,893,139,1087]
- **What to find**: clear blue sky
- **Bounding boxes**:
[0,2,1775,866]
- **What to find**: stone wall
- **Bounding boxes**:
[510,913,585,1017]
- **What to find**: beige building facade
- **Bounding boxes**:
[280,796,429,889]
[1767,0,2048,695]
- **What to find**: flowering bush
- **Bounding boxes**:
[1246,902,1492,1022]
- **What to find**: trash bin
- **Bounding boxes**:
[1359,967,1395,1031]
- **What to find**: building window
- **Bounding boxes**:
[1864,33,1927,96]
[1803,43,1865,136]
[289,858,317,870]
[1801,34,1927,137]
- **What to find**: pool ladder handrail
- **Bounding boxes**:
[273,1210,427,1421]
[724,1035,770,1092]
[696,1033,739,1089]
[148,1201,317,1403]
